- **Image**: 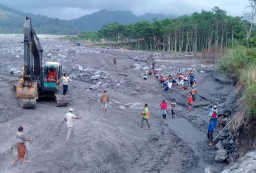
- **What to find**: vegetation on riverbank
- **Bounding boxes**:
[218,46,256,118]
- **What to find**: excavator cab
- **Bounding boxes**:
[42,62,62,92]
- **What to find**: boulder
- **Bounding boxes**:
[94,71,101,75]
[90,75,101,80]
[221,151,256,173]
[229,139,234,145]
[204,166,220,173]
[70,74,77,79]
[118,105,126,110]
[47,53,53,57]
[220,132,229,138]
[222,139,230,149]
[9,68,20,74]
[142,67,149,71]
[78,65,83,71]
[129,102,143,110]
[215,148,228,162]
[90,84,100,90]
[134,63,142,70]
[215,141,224,150]
[101,83,109,88]
[133,56,147,62]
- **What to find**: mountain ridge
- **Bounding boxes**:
[0,4,171,34]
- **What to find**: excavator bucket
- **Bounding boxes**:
[16,81,38,108]
[55,94,69,107]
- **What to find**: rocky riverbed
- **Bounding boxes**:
[0,34,238,173]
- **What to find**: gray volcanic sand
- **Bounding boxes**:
[0,35,235,173]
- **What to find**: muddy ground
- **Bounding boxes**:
[0,35,236,173]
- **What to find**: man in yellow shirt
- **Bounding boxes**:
[140,104,150,130]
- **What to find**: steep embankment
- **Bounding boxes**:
[218,46,256,172]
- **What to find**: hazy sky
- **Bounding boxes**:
[0,0,249,20]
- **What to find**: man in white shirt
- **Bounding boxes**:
[65,108,80,142]
[58,73,71,95]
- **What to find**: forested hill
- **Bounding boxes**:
[69,9,168,31]
[0,4,169,34]
[0,4,75,34]
[88,7,251,52]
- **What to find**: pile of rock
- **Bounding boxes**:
[214,128,239,163]
[221,151,256,173]
[70,65,112,90]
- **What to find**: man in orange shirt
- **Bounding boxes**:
[188,93,193,112]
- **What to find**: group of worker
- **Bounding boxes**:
[11,59,209,167]
[207,105,228,145]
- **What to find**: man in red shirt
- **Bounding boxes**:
[212,106,218,127]
[160,100,168,119]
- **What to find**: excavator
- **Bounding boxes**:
[15,16,68,108]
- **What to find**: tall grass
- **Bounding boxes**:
[218,46,256,118]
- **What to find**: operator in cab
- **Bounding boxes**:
[47,68,56,82]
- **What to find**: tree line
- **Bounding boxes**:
[77,7,255,52]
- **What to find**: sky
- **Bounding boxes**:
[0,0,249,20]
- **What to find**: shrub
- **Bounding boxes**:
[219,46,256,119]
[218,46,246,76]
[218,46,256,77]
[240,64,256,88]
[245,83,256,118]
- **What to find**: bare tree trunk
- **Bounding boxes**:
[220,27,225,52]
[174,31,177,52]
[246,0,256,40]
[208,31,213,51]
[167,33,171,51]
[185,31,189,52]
[231,28,234,48]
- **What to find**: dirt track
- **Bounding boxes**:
[0,35,235,173]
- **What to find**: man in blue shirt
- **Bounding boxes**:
[189,71,195,87]
[208,118,215,145]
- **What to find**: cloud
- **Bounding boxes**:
[0,0,249,19]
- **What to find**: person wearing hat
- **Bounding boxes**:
[208,105,213,120]
[64,108,80,142]
[12,126,32,167]
[212,106,218,127]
